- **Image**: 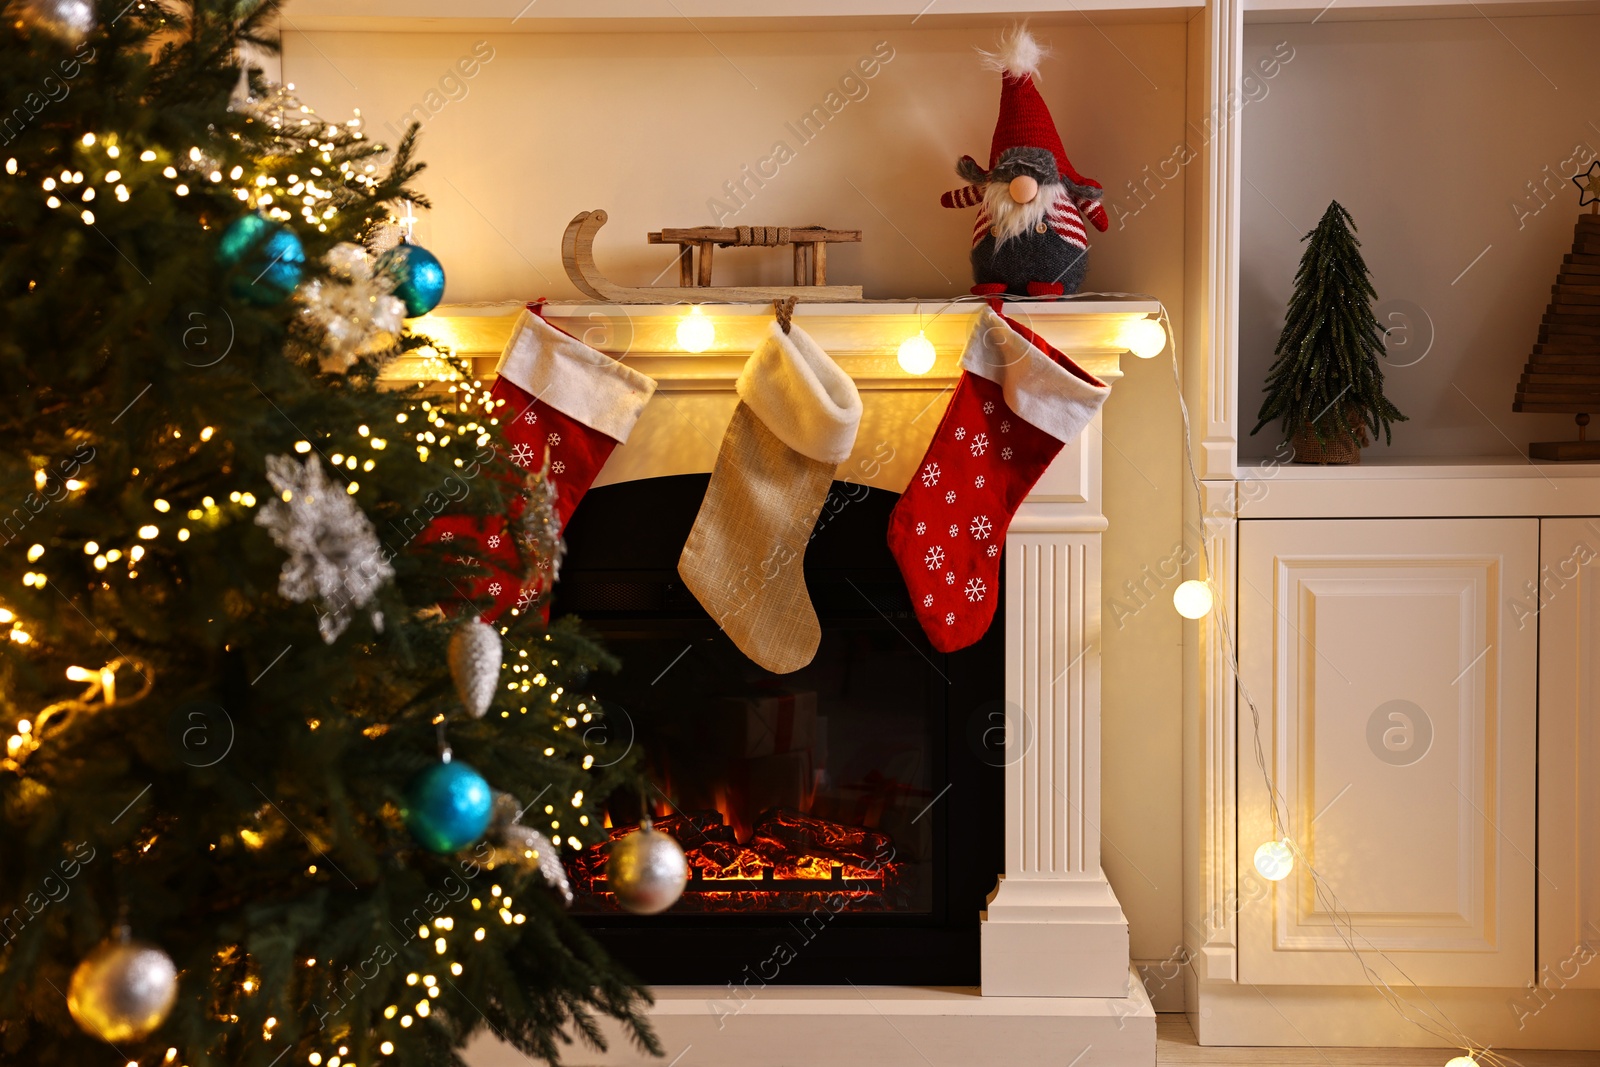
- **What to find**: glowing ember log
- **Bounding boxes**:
[567,808,906,912]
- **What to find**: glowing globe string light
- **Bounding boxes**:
[1121,317,1168,360]
[1253,838,1295,882]
[1172,579,1215,620]
[897,330,937,375]
[676,306,715,353]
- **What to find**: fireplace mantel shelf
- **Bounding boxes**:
[395,299,1156,390]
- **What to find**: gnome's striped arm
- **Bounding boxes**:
[1064,176,1109,232]
[940,184,984,209]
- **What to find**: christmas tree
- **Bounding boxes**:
[1251,200,1406,453]
[0,2,657,1064]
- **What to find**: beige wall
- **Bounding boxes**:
[1240,13,1600,462]
[283,21,1187,976]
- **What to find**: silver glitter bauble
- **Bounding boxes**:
[607,821,688,915]
[67,937,178,1044]
[18,0,95,44]
[448,617,501,718]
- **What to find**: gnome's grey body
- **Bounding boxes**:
[972,227,1088,297]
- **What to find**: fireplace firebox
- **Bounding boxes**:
[550,473,1004,986]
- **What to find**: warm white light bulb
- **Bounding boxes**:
[897,330,937,375]
[1254,839,1295,882]
[1445,1057,1478,1067]
[1122,318,1168,359]
[1172,579,1214,620]
[676,306,715,353]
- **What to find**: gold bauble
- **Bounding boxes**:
[68,937,178,1044]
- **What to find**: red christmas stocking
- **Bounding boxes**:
[423,305,656,620]
[887,305,1110,653]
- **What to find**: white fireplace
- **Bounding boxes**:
[408,301,1159,1067]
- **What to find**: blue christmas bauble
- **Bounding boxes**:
[216,213,305,305]
[379,242,446,317]
[405,759,493,853]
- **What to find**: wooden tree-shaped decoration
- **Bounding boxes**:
[1251,200,1407,464]
[1512,161,1600,461]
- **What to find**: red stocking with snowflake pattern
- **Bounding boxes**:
[422,304,656,621]
[887,305,1110,653]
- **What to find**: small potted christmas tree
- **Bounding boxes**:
[1251,200,1406,464]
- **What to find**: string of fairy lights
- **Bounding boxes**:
[5,91,385,239]
[1155,299,1513,1065]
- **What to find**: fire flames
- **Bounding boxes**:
[567,808,907,913]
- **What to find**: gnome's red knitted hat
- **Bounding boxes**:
[981,27,1094,188]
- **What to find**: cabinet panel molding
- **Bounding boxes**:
[1238,519,1538,987]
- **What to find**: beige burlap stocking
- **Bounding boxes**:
[678,319,862,674]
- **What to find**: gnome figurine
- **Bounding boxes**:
[940,26,1109,298]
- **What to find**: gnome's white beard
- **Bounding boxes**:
[984,179,1061,246]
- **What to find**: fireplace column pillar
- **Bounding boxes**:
[980,416,1133,999]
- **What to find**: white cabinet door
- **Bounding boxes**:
[1539,518,1600,988]
[1237,519,1538,987]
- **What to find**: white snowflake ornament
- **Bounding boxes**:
[256,454,393,643]
[295,242,406,374]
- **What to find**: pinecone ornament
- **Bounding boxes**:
[448,617,501,718]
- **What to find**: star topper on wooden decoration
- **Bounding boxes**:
[1573,159,1600,208]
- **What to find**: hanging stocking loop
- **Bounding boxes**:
[774,297,797,335]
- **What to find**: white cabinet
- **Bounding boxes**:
[1539,518,1600,989]
[1237,519,1539,987]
